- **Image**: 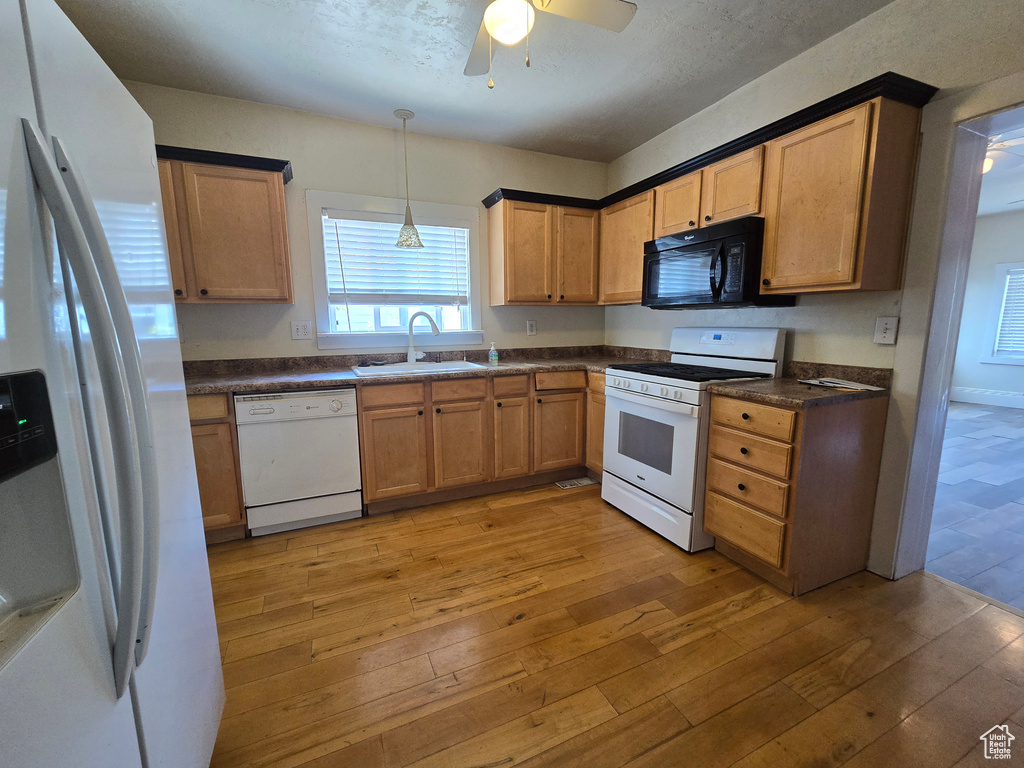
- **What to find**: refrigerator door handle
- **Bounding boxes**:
[51,137,161,668]
[21,118,144,699]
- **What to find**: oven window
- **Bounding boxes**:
[617,412,674,474]
[648,247,717,299]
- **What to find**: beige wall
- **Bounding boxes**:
[123,81,609,361]
[951,210,1024,406]
[602,0,1024,575]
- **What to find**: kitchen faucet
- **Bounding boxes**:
[407,311,440,363]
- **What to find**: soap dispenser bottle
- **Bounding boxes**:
[488,343,499,365]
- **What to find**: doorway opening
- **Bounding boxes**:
[925,104,1024,609]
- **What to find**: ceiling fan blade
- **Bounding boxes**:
[533,0,638,32]
[464,19,493,76]
[989,149,1024,169]
[993,136,1024,149]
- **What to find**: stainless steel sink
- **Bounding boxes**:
[351,360,488,377]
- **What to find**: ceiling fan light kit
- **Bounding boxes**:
[484,0,535,46]
[394,108,424,249]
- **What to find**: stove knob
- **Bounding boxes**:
[673,391,683,400]
[640,383,649,393]
[660,387,669,397]
[329,399,343,412]
[623,380,631,388]
[612,378,620,387]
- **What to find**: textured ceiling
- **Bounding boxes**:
[56,0,896,161]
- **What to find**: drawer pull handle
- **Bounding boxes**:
[738,483,746,491]
[740,447,748,455]
[741,413,750,420]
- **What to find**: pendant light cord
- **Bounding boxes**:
[402,117,411,205]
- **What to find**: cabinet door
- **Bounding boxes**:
[360,406,430,500]
[585,391,605,474]
[180,163,294,302]
[599,191,654,304]
[760,103,872,292]
[494,396,531,479]
[433,400,492,488]
[653,172,701,238]
[699,146,764,226]
[534,392,585,471]
[157,159,189,300]
[505,200,554,303]
[190,422,244,529]
[555,207,599,303]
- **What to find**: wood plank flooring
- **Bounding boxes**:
[206,484,1024,768]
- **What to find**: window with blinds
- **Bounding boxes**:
[994,267,1024,358]
[322,214,471,333]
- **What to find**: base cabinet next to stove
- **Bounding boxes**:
[702,392,888,596]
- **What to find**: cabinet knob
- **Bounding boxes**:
[435,408,441,413]
[689,220,695,226]
[560,295,565,300]
[417,410,423,416]
[200,288,209,295]
[174,289,183,296]
[547,294,552,299]
[740,447,748,455]
[741,413,750,420]
[537,398,542,404]
[738,483,746,491]
[704,215,711,222]
[762,279,770,286]
[496,402,502,407]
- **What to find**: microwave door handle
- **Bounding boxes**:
[709,244,724,300]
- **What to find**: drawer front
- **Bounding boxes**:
[359,382,426,409]
[709,425,792,479]
[431,377,488,403]
[711,397,796,442]
[704,491,786,569]
[535,370,587,391]
[587,371,606,394]
[187,394,230,422]
[492,375,529,398]
[706,458,789,518]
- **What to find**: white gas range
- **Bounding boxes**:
[602,327,785,552]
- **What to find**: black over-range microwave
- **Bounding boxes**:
[641,217,794,309]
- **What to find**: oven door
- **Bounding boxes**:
[603,388,701,511]
[642,242,724,307]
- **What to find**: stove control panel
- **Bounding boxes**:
[606,373,702,407]
[699,331,738,345]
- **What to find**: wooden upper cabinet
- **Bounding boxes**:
[502,200,554,303]
[554,207,599,303]
[157,159,188,299]
[653,171,702,238]
[599,191,654,305]
[433,399,492,489]
[179,163,293,302]
[700,146,764,226]
[760,97,920,294]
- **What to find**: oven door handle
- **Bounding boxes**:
[606,387,700,418]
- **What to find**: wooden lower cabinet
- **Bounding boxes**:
[360,406,430,501]
[534,392,585,471]
[186,393,245,541]
[704,391,888,595]
[585,372,606,474]
[433,400,492,488]
[494,396,531,479]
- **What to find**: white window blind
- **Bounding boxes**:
[994,268,1024,357]
[322,216,470,306]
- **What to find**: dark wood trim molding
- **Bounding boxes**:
[156,145,294,184]
[482,72,938,210]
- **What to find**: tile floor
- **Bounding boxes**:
[927,402,1024,609]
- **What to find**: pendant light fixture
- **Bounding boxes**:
[394,108,423,249]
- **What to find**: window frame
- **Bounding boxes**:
[306,190,483,350]
[981,260,1024,366]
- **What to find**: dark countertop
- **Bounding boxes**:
[707,377,889,408]
[184,357,637,395]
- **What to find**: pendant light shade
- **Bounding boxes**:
[394,108,424,249]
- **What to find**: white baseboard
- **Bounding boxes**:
[950,386,1024,409]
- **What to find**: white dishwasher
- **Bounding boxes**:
[234,388,362,536]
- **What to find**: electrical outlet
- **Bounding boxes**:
[526,320,537,336]
[291,321,313,340]
[874,316,899,345]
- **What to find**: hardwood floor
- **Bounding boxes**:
[206,484,1024,768]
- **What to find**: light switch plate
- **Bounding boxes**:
[874,316,899,345]
[291,321,313,340]
[526,320,537,336]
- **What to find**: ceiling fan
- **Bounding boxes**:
[984,130,1024,173]
[464,0,638,84]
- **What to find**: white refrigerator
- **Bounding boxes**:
[0,0,225,766]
